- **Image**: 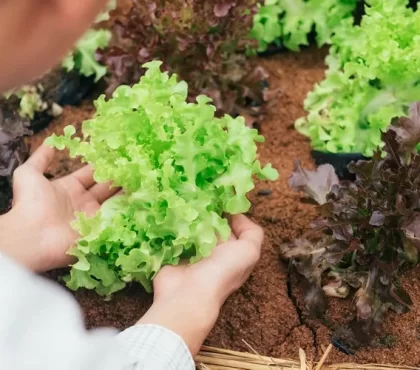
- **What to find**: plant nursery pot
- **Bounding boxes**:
[0,178,12,215]
[30,69,95,133]
[257,44,286,57]
[311,150,368,181]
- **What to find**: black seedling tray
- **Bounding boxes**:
[311,150,368,181]
[257,44,286,57]
[30,70,95,133]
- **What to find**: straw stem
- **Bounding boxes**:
[197,346,420,370]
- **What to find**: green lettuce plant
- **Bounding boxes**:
[251,0,358,52]
[296,0,420,156]
[62,29,111,82]
[4,85,47,120]
[47,61,278,296]
[62,0,115,81]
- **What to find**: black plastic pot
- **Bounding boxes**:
[0,178,12,215]
[257,44,286,57]
[311,150,368,181]
[30,69,96,133]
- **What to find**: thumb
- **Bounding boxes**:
[12,144,54,205]
[230,214,264,248]
[24,144,55,173]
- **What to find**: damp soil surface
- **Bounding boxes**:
[28,47,420,367]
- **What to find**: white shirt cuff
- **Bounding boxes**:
[117,324,195,370]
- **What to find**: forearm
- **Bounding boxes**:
[137,291,220,356]
[1,255,195,370]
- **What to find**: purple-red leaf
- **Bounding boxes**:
[402,212,420,250]
[214,3,235,17]
[0,99,30,214]
[99,0,264,124]
[332,224,353,242]
[369,211,385,227]
[348,151,382,181]
[283,107,420,342]
[289,160,339,205]
[305,285,327,318]
[355,289,372,320]
[382,103,420,164]
[390,284,413,308]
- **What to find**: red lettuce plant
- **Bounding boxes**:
[0,100,30,214]
[283,103,420,344]
[99,0,268,126]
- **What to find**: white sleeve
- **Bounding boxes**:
[118,325,195,369]
[0,254,194,370]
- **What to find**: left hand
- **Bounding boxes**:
[0,144,119,272]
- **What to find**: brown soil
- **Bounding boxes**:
[27,47,420,367]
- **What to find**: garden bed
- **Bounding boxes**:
[29,47,420,367]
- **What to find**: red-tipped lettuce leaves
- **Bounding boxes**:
[283,105,420,342]
[289,160,339,205]
[0,100,30,214]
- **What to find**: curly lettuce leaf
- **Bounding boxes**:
[296,0,420,156]
[47,61,278,296]
[5,86,48,120]
[63,29,111,82]
[18,86,48,120]
[95,0,117,23]
[251,0,358,52]
[62,0,114,80]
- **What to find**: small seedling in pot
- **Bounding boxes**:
[282,103,420,344]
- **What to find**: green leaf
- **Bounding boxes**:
[63,29,111,82]
[250,0,358,52]
[49,62,278,295]
[297,1,420,156]
[15,86,47,120]
[95,0,117,23]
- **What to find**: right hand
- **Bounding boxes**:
[138,215,264,355]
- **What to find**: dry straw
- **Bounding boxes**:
[196,344,420,370]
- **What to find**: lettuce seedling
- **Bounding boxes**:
[251,0,358,52]
[62,0,115,81]
[62,29,111,82]
[296,0,420,156]
[4,85,48,120]
[47,61,278,296]
[283,104,420,341]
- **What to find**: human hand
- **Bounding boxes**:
[0,144,118,272]
[138,215,264,355]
